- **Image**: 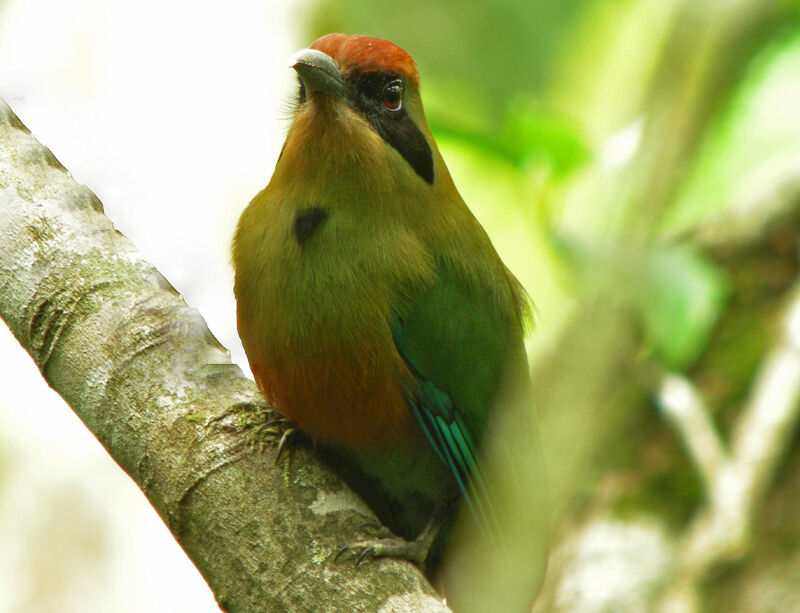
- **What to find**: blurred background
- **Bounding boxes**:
[2,0,800,611]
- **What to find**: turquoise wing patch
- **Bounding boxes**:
[392,319,498,539]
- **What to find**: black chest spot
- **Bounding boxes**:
[294,206,329,245]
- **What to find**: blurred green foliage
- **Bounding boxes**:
[428,99,590,178]
[307,0,799,371]
[308,0,587,119]
[641,246,728,369]
[666,28,800,234]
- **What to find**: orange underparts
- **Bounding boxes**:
[250,350,416,451]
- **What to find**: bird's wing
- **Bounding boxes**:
[391,262,529,538]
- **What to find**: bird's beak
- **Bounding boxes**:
[289,48,348,101]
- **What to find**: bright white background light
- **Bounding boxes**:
[0,1,307,609]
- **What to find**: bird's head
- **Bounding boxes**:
[283,34,438,188]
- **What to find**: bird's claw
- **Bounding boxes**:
[253,415,290,441]
[356,546,376,567]
[263,417,288,429]
[335,540,379,566]
[275,426,301,464]
[356,521,387,535]
[334,544,354,564]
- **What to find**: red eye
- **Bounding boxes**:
[382,80,403,111]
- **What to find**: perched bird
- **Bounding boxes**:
[233,33,546,593]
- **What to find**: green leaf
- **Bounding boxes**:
[504,99,591,176]
[640,245,728,369]
[428,97,590,177]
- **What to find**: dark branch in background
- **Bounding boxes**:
[0,99,450,613]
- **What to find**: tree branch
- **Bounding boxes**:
[657,283,800,613]
[0,98,450,613]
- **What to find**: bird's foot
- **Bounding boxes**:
[334,498,452,569]
[253,415,308,464]
[335,534,429,567]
